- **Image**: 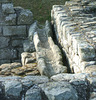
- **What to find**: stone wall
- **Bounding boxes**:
[51,0,96,74]
[0,0,33,65]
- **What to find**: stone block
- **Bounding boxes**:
[3,26,26,36]
[5,14,16,25]
[0,48,17,60]
[0,27,2,36]
[25,85,42,100]
[39,81,78,100]
[78,43,95,61]
[0,37,10,48]
[12,40,23,47]
[17,9,33,25]
[4,80,22,99]
[0,60,10,65]
[2,3,15,14]
[23,40,35,52]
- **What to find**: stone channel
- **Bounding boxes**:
[0,0,96,100]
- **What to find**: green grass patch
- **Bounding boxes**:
[12,0,69,24]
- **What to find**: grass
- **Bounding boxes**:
[12,0,69,24]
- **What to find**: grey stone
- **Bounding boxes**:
[0,37,10,48]
[5,14,16,25]
[23,40,35,52]
[0,82,5,99]
[25,85,42,100]
[0,27,2,36]
[90,92,96,100]
[17,9,33,25]
[87,77,96,92]
[78,43,95,61]
[24,76,49,84]
[51,73,88,82]
[70,79,89,100]
[21,52,36,66]
[20,79,34,91]
[0,48,17,59]
[28,21,38,41]
[12,39,23,47]
[2,3,15,14]
[0,60,10,65]
[3,26,26,36]
[39,81,78,100]
[4,80,22,99]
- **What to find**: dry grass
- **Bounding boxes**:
[12,0,69,24]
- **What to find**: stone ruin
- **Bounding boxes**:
[0,0,96,100]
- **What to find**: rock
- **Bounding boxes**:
[39,81,78,100]
[23,40,35,52]
[0,48,17,60]
[4,80,22,100]
[21,52,36,66]
[24,76,49,84]
[2,3,15,14]
[3,26,26,36]
[51,73,88,81]
[90,92,96,100]
[25,85,42,100]
[17,9,33,25]
[28,21,38,41]
[0,27,2,36]
[5,14,16,25]
[12,39,23,47]
[0,82,5,100]
[70,79,89,100]
[0,37,10,48]
[78,43,95,61]
[0,63,21,76]
[85,65,96,76]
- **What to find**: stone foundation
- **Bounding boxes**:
[0,0,33,65]
[51,0,96,74]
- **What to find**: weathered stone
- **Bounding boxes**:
[39,81,78,100]
[0,48,17,59]
[85,65,96,76]
[78,43,95,61]
[90,92,96,100]
[3,26,26,36]
[23,40,35,52]
[87,77,96,92]
[0,60,10,65]
[24,76,49,84]
[5,14,16,25]
[25,85,42,100]
[28,21,38,41]
[12,39,23,47]
[51,73,88,82]
[0,37,10,48]
[70,79,89,100]
[0,27,2,36]
[4,80,22,99]
[17,9,33,25]
[21,52,36,66]
[2,3,15,14]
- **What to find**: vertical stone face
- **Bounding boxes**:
[0,37,10,48]
[0,48,17,60]
[2,3,15,14]
[3,26,27,36]
[0,0,34,65]
[17,9,33,25]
